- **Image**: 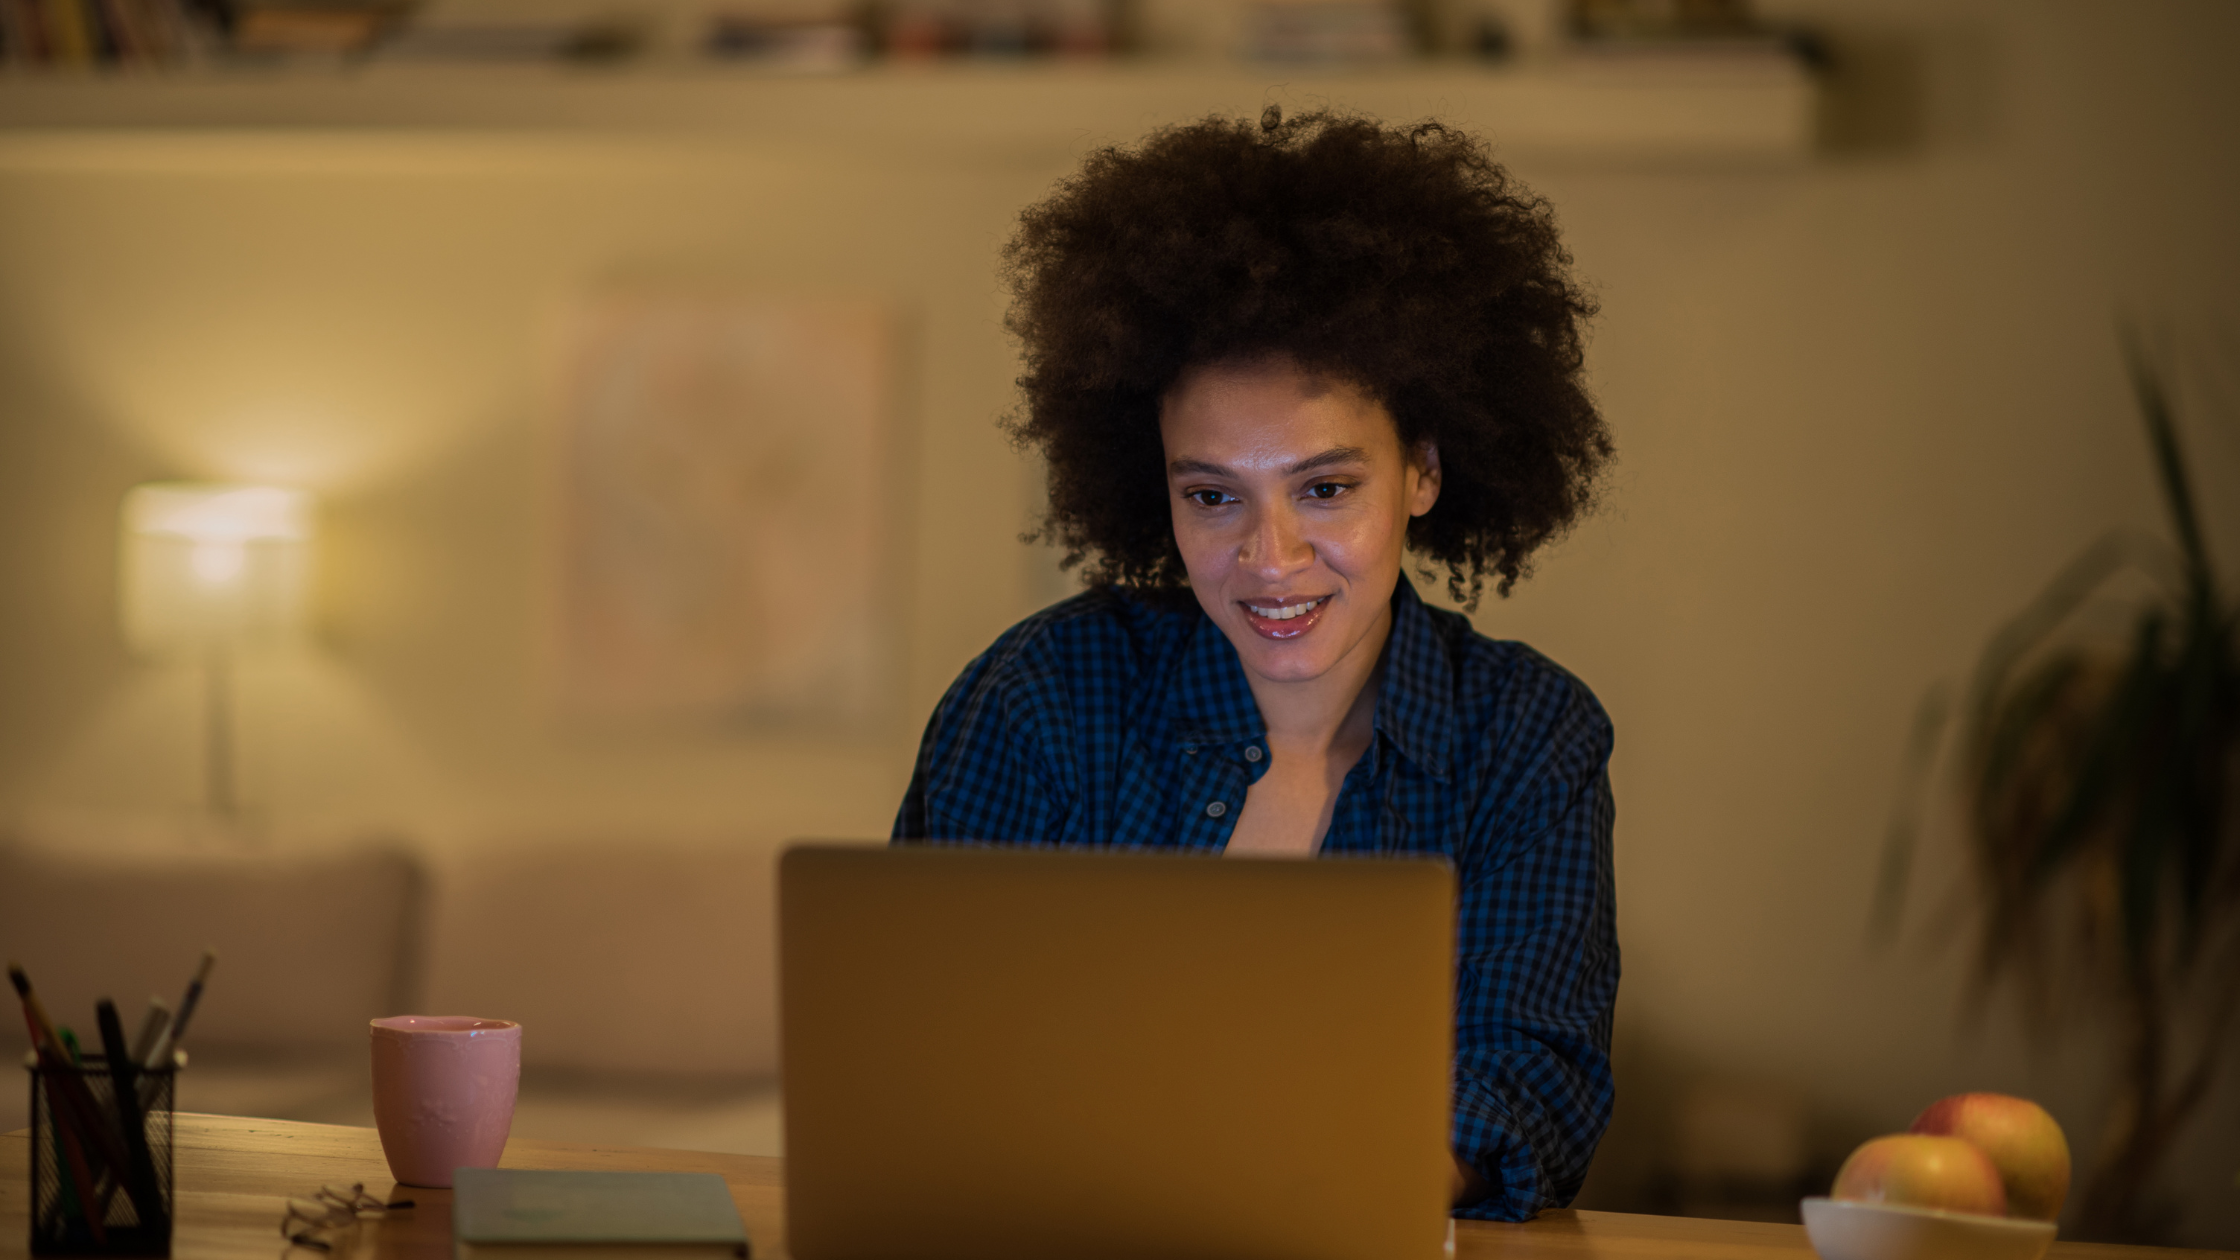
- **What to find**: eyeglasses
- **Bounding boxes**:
[280,1183,413,1256]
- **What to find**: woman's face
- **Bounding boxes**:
[1160,357,1440,688]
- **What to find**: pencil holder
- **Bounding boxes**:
[25,1052,176,1257]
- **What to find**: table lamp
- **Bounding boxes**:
[120,483,315,818]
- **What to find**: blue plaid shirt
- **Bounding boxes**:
[893,576,1618,1220]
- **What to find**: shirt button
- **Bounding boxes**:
[1205,801,1227,818]
[1243,745,1264,763]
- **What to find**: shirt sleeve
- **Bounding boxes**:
[894,637,1076,844]
[1448,677,1619,1221]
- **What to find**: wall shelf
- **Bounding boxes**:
[0,58,1816,168]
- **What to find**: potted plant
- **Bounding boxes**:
[1881,335,2240,1241]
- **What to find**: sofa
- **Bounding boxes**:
[0,830,786,1152]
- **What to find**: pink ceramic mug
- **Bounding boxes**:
[369,1016,521,1188]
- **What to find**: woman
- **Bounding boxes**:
[895,107,1617,1221]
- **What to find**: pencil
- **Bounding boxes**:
[7,962,64,1052]
[9,968,132,1174]
[46,1026,96,1239]
[8,964,109,1243]
[45,1081,108,1244]
[54,1026,118,1229]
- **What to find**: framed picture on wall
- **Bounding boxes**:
[548,290,900,728]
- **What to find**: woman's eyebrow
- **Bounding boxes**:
[1286,446,1370,474]
[1167,457,1233,477]
[1168,447,1371,478]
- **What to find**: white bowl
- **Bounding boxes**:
[1801,1197,2056,1260]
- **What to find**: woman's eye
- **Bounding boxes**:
[1189,489,1233,507]
[1305,482,1348,500]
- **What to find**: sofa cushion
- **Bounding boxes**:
[420,838,780,1080]
[0,838,425,1055]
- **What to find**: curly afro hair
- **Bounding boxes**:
[1003,106,1610,608]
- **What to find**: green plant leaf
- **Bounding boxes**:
[2028,613,2168,889]
[1964,533,2167,737]
[1976,654,2086,804]
[1870,684,1951,943]
[2124,328,2213,586]
[1945,334,2240,1239]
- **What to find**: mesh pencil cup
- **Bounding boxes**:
[25,1051,177,1257]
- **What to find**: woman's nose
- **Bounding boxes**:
[1238,505,1313,576]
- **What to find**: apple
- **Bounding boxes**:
[1909,1092,2071,1221]
[1831,1134,2008,1216]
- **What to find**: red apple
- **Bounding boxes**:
[1831,1134,2008,1216]
[1910,1092,2071,1221]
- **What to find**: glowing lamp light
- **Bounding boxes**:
[121,483,315,657]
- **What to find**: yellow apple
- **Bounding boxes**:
[1909,1092,2071,1221]
[1831,1134,2008,1216]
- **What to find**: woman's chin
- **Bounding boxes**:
[1229,633,1344,685]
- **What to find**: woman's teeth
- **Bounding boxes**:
[1247,598,1324,620]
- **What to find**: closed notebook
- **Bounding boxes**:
[452,1169,750,1260]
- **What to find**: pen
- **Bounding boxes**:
[96,998,168,1231]
[142,950,215,1072]
[130,999,172,1066]
[169,949,215,1045]
[131,1000,175,1113]
[63,1024,124,1223]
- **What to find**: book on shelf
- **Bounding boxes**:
[1235,2,1419,65]
[1,0,215,68]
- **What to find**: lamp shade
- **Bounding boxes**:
[121,483,315,656]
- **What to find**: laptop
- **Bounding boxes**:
[778,844,1456,1260]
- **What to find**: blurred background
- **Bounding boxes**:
[1,0,2235,1248]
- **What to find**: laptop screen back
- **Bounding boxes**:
[779,845,1454,1260]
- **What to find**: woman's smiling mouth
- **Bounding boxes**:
[1241,596,1331,639]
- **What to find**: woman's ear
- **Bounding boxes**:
[1409,441,1443,517]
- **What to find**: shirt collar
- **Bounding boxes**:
[1168,601,1268,747]
[1373,576,1456,781]
[1164,577,1456,780]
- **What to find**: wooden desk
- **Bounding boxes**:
[3,1115,2232,1260]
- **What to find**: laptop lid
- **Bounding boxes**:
[779,845,1455,1260]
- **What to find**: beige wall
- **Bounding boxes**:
[0,135,1057,840]
[1504,0,2240,1236]
[1,0,2235,1244]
